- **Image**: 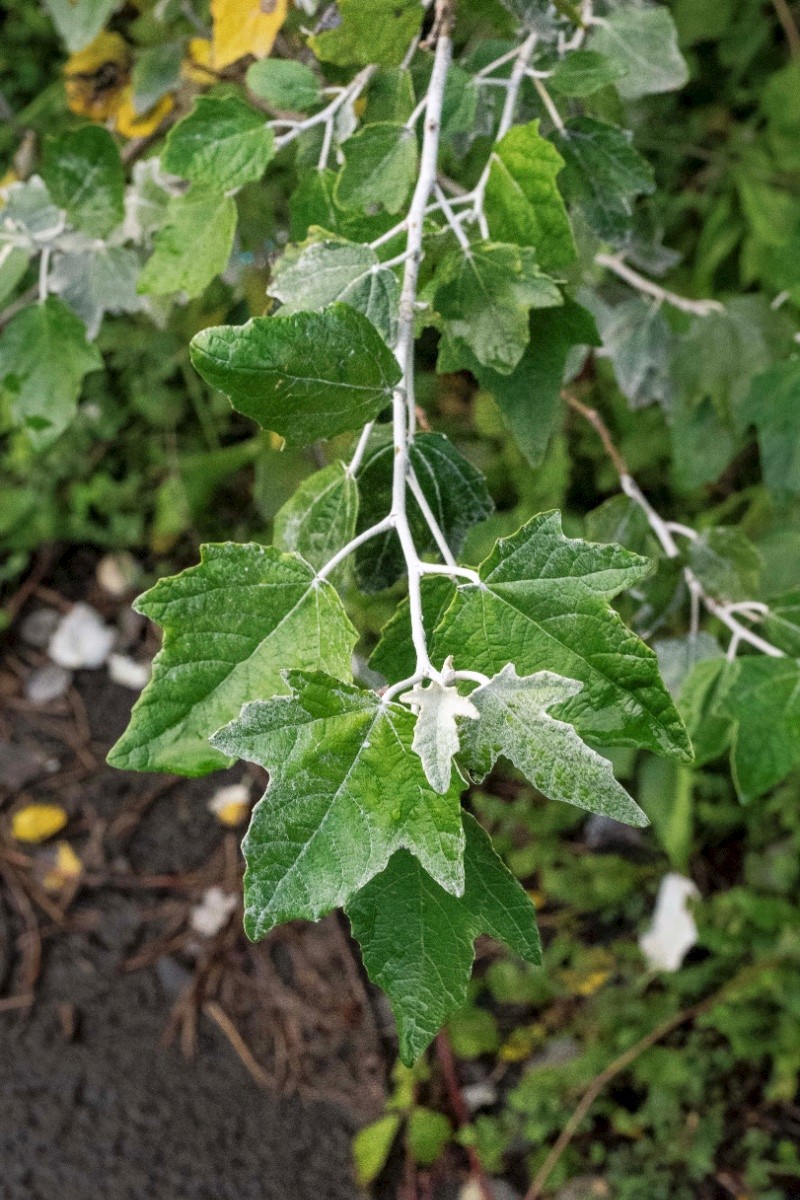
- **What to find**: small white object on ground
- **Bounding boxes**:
[190,887,239,938]
[48,603,115,669]
[108,653,150,691]
[25,665,72,704]
[19,607,60,649]
[96,551,139,596]
[639,872,700,972]
[207,781,252,827]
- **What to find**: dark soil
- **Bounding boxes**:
[0,555,389,1200]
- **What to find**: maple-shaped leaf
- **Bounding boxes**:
[210,672,466,937]
[430,513,691,760]
[400,673,479,793]
[107,545,357,776]
[460,666,646,825]
[346,813,540,1063]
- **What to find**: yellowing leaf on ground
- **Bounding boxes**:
[42,841,83,892]
[11,803,68,844]
[211,0,288,70]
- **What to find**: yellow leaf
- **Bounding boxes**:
[499,1022,545,1063]
[0,168,19,190]
[114,88,174,139]
[64,31,130,123]
[210,0,288,70]
[182,38,217,85]
[12,804,68,844]
[43,842,83,893]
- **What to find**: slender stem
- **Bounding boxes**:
[407,469,459,567]
[595,253,724,317]
[38,248,50,304]
[0,283,37,330]
[433,183,472,251]
[346,421,374,477]
[274,66,375,150]
[315,516,394,581]
[772,0,800,56]
[531,76,565,131]
[565,394,785,659]
[419,563,481,583]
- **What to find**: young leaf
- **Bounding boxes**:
[210,671,467,936]
[588,7,688,99]
[49,244,145,339]
[273,461,359,574]
[459,666,647,825]
[0,297,102,445]
[346,813,541,1064]
[354,432,493,592]
[269,236,400,342]
[137,185,236,298]
[163,95,275,191]
[190,304,401,445]
[484,121,575,272]
[400,676,479,793]
[335,122,418,216]
[210,0,287,70]
[41,126,125,237]
[433,242,562,375]
[553,117,655,243]
[42,0,120,52]
[721,657,800,802]
[431,513,692,760]
[246,59,321,111]
[310,0,424,68]
[107,545,358,776]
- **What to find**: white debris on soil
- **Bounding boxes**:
[108,653,150,691]
[639,872,700,972]
[48,603,115,670]
[96,551,139,596]
[207,782,252,826]
[189,887,239,938]
[19,607,60,649]
[25,665,72,704]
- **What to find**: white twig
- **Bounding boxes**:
[274,66,375,150]
[346,421,375,477]
[596,253,724,317]
[315,516,394,581]
[531,76,565,132]
[419,563,482,584]
[407,469,459,566]
[38,247,50,304]
[434,183,472,251]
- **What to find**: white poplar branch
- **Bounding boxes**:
[596,253,724,317]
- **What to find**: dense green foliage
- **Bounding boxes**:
[2,1,800,1196]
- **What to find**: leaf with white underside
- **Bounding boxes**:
[588,7,688,100]
[484,121,575,272]
[400,674,479,793]
[163,96,275,192]
[433,242,562,375]
[50,243,145,339]
[210,671,466,938]
[138,184,236,298]
[269,235,400,342]
[553,117,655,243]
[273,461,359,574]
[335,122,418,215]
[107,545,357,776]
[346,813,540,1064]
[431,513,692,760]
[190,304,401,445]
[459,666,647,825]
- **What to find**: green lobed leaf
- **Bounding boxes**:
[553,117,655,243]
[335,122,418,216]
[460,665,647,825]
[550,49,626,97]
[289,168,400,245]
[430,513,692,760]
[687,528,763,604]
[346,813,541,1064]
[588,7,688,100]
[722,657,800,802]
[440,299,599,466]
[310,0,424,68]
[763,590,800,656]
[211,671,467,936]
[137,184,236,298]
[592,298,673,409]
[41,126,125,238]
[163,96,275,192]
[107,545,358,776]
[354,432,493,592]
[484,120,576,272]
[190,304,401,446]
[273,461,359,575]
[0,297,102,446]
[433,241,562,375]
[735,358,800,496]
[677,658,734,768]
[246,59,321,111]
[268,234,400,343]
